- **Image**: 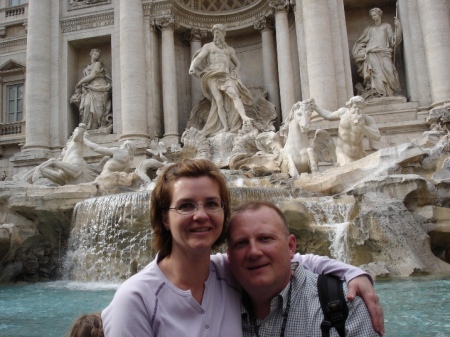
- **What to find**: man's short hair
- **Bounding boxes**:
[228,201,290,240]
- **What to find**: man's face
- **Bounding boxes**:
[227,206,296,299]
[350,101,365,114]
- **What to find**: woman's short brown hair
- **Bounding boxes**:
[150,159,231,257]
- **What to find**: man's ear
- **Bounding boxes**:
[288,234,297,258]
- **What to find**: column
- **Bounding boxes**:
[302,0,337,110]
[399,0,431,105]
[417,0,450,107]
[119,0,148,140]
[293,2,310,101]
[329,0,353,105]
[157,17,180,146]
[255,18,281,125]
[185,29,207,108]
[270,0,296,120]
[145,18,163,138]
[22,0,51,152]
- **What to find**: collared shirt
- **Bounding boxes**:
[241,264,379,337]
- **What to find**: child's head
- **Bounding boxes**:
[68,313,103,337]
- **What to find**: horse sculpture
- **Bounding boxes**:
[20,123,98,185]
[255,98,336,177]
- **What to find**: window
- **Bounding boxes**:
[6,84,23,123]
[8,0,27,7]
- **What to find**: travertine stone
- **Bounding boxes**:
[119,0,148,140]
[22,0,51,152]
[255,18,281,125]
[417,0,450,106]
[158,17,180,146]
[270,1,295,120]
[302,0,338,110]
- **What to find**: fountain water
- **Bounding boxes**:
[63,192,152,282]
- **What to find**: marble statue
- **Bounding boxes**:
[70,48,112,132]
[83,137,136,176]
[246,99,335,177]
[313,96,381,166]
[135,140,169,184]
[189,24,253,137]
[352,7,402,100]
[22,124,97,185]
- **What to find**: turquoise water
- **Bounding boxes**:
[0,276,449,337]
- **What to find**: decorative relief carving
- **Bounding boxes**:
[149,0,272,31]
[61,12,114,33]
[67,0,111,11]
[176,0,258,12]
[254,17,274,32]
[183,29,207,43]
[155,16,180,31]
[269,0,290,13]
[0,38,27,53]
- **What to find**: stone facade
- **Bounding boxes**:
[0,0,448,178]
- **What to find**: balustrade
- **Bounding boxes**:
[0,121,24,136]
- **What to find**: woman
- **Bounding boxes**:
[102,159,383,336]
[74,48,112,130]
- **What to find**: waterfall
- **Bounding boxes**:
[62,192,153,282]
[63,187,297,282]
[301,197,353,263]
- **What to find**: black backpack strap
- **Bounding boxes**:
[318,274,349,337]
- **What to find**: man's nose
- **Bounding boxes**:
[247,241,262,258]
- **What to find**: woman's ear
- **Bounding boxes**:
[162,212,169,230]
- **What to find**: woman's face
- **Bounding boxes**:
[163,176,224,257]
[91,50,100,61]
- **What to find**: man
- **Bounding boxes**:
[189,24,253,136]
[352,7,402,99]
[313,96,381,166]
[83,136,136,175]
[227,201,382,336]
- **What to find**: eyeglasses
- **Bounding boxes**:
[169,201,225,215]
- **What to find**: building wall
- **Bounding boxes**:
[0,0,449,177]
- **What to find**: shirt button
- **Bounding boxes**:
[201,310,205,314]
[206,325,209,329]
[264,323,269,328]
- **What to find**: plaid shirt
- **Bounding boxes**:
[241,264,380,337]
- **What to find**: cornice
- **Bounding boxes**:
[0,37,27,50]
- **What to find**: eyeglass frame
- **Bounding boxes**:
[168,201,226,215]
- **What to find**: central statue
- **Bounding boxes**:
[189,24,253,137]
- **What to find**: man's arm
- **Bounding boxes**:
[294,253,384,336]
[189,44,209,75]
[312,102,341,121]
[358,115,381,141]
[84,136,114,157]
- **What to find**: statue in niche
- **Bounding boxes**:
[83,137,136,176]
[352,7,402,100]
[70,48,112,132]
[20,124,98,185]
[313,96,381,166]
[188,24,254,137]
